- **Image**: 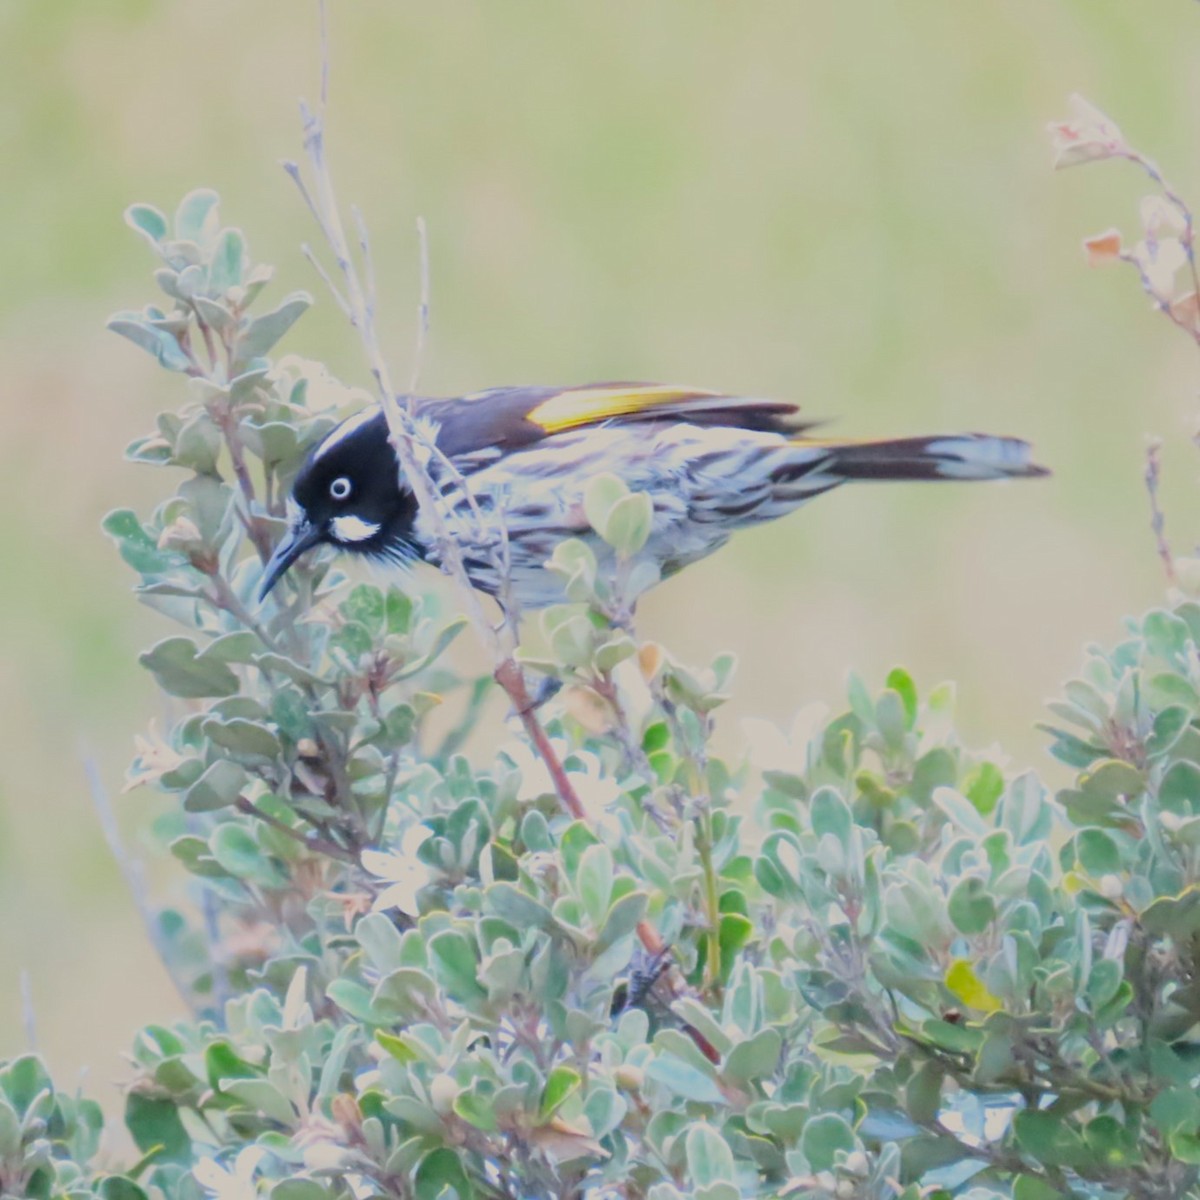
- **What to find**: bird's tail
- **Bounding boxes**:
[807,433,1048,483]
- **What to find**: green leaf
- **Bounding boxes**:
[540,1066,582,1120]
[1160,760,1200,815]
[596,890,647,952]
[1148,706,1191,759]
[723,1028,781,1084]
[583,473,629,537]
[876,688,908,748]
[209,228,246,292]
[386,588,415,633]
[103,509,179,575]
[107,313,192,372]
[801,1112,856,1170]
[395,616,470,679]
[235,292,311,361]
[905,1062,944,1125]
[209,823,284,886]
[717,913,753,984]
[809,787,852,842]
[0,1056,50,1116]
[885,667,918,727]
[184,760,247,813]
[415,1148,474,1200]
[1013,1109,1087,1169]
[204,1041,261,1086]
[428,930,485,1003]
[686,1122,736,1187]
[98,1177,149,1200]
[174,188,219,244]
[604,492,654,557]
[964,761,1004,814]
[221,1079,295,1123]
[454,1089,498,1132]
[948,877,996,935]
[202,717,282,761]
[933,788,989,836]
[124,1093,190,1163]
[272,1183,333,1200]
[376,1030,421,1063]
[1076,828,1121,875]
[577,843,614,929]
[342,584,385,634]
[485,882,555,931]
[125,203,168,246]
[945,959,1002,1013]
[645,1055,725,1104]
[1013,1177,1065,1200]
[140,636,239,699]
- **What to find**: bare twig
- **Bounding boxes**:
[82,751,198,1015]
[234,795,360,864]
[1123,150,1200,318]
[408,214,430,398]
[287,0,582,820]
[1145,437,1178,585]
[19,970,36,1052]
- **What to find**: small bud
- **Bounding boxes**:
[614,1064,644,1092]
[638,642,666,683]
[842,1151,869,1177]
[430,1072,458,1114]
[331,1093,362,1130]
[1098,874,1124,899]
[157,515,204,554]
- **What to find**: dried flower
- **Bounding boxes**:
[1047,94,1127,169]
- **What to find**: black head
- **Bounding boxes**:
[258,408,420,601]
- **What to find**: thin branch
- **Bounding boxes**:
[301,242,353,319]
[408,214,430,398]
[234,795,360,864]
[82,751,198,1015]
[1123,150,1200,315]
[1144,437,1177,585]
[288,0,582,822]
[19,970,36,1052]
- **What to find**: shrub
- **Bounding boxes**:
[14,55,1200,1200]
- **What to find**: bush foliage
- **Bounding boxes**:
[12,81,1200,1200]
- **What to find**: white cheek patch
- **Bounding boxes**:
[331,515,382,543]
[312,406,381,461]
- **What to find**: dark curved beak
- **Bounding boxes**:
[257,519,323,602]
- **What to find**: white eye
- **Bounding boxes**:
[329,477,352,501]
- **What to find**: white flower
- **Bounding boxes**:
[1047,94,1127,169]
[281,966,312,1031]
[740,703,830,779]
[193,1146,268,1200]
[499,736,622,834]
[362,823,434,916]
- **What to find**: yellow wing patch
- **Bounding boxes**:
[526,385,719,434]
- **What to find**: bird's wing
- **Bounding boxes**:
[423,383,812,458]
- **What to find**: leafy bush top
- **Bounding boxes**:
[0,185,1193,1200]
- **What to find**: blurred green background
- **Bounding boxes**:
[2,0,1199,1114]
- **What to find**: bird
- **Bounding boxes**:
[257,382,1047,609]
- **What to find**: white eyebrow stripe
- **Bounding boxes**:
[312,406,381,461]
[332,515,381,543]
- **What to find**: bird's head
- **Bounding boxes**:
[258,407,418,601]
